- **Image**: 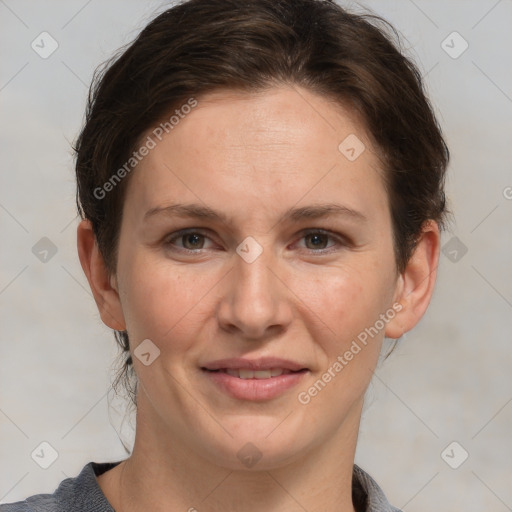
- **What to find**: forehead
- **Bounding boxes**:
[123,86,388,225]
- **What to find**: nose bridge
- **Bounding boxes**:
[237,246,274,299]
[217,240,292,338]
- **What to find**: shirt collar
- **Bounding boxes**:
[353,464,402,512]
[69,461,401,512]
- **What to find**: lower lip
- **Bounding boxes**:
[202,369,309,401]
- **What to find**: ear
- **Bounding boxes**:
[77,219,126,331]
[385,220,440,339]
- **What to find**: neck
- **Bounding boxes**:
[99,397,362,512]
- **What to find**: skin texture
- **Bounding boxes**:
[77,85,440,512]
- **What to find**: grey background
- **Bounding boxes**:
[1,1,511,510]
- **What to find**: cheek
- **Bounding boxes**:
[293,263,392,394]
[292,265,383,338]
[118,250,214,343]
[293,278,386,431]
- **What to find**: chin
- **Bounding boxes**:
[194,424,313,472]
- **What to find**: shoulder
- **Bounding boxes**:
[0,493,59,512]
[0,461,122,512]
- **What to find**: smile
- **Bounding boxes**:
[208,368,297,379]
[201,368,309,401]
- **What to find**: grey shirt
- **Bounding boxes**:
[0,461,402,512]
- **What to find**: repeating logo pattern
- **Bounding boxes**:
[0,1,510,511]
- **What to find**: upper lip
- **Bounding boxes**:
[201,357,308,372]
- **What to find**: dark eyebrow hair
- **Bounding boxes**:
[143,202,368,225]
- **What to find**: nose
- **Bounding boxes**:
[216,246,293,340]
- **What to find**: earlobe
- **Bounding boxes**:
[384,220,440,339]
[77,219,127,331]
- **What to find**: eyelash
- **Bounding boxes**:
[163,228,349,255]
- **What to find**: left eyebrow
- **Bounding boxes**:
[143,202,368,225]
[283,204,368,223]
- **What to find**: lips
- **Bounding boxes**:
[201,357,307,372]
[201,357,309,400]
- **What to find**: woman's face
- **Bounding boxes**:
[111,86,405,469]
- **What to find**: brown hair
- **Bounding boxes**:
[74,0,450,405]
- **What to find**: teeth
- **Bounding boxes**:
[240,369,255,379]
[223,368,289,379]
